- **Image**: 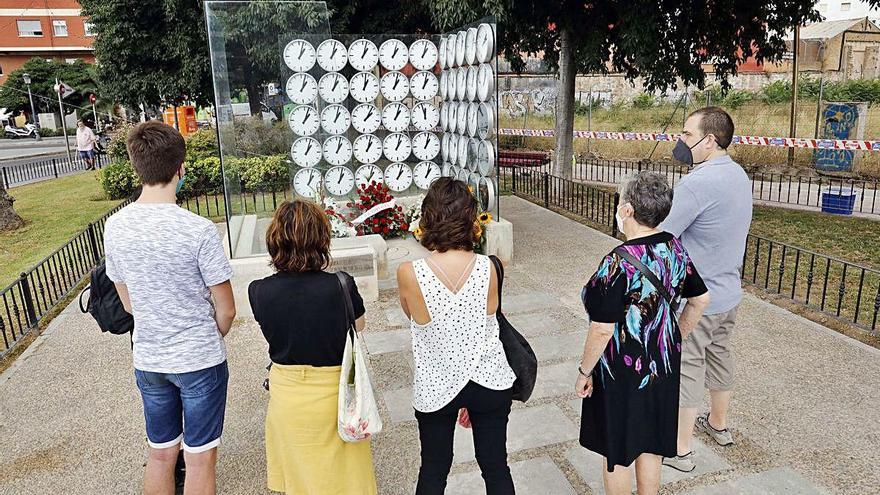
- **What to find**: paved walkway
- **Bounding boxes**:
[1,196,879,494]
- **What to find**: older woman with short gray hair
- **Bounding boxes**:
[574,171,711,495]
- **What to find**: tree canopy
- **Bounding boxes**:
[0,58,98,116]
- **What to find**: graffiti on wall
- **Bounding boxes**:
[814,102,863,172]
[500,87,559,117]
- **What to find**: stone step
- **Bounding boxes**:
[446,456,576,495]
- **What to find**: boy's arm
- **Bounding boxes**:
[209,281,236,337]
[114,282,132,314]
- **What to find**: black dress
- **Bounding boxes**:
[579,232,707,471]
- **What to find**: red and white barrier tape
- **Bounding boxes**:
[498,128,880,151]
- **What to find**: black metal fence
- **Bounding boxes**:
[499,165,620,236]
[541,156,880,217]
[177,180,290,219]
[1,154,108,189]
[501,165,879,333]
[743,234,880,332]
[0,199,129,357]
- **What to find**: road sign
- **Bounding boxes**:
[53,81,75,99]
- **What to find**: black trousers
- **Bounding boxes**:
[414,381,515,495]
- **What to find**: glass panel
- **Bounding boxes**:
[17,20,43,37]
[53,20,68,37]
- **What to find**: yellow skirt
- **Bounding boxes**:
[266,363,377,495]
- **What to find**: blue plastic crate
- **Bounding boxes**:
[821,186,857,215]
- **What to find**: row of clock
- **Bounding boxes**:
[284,38,439,73]
[286,69,440,105]
[439,64,494,102]
[292,161,496,199]
[290,132,494,173]
[438,23,495,69]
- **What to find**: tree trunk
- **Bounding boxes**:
[0,185,25,231]
[554,25,576,179]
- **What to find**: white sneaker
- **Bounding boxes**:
[697,412,734,446]
[662,451,695,472]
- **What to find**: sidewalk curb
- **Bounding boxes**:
[0,300,80,386]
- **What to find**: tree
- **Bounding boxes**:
[425,0,836,178]
[0,58,98,117]
[0,186,25,232]
[79,0,213,109]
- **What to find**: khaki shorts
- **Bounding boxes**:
[680,306,738,408]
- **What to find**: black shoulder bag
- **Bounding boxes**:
[488,255,538,402]
[612,247,680,319]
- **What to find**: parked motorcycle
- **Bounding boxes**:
[3,122,41,140]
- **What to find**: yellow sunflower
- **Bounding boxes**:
[478,211,493,225]
[413,227,423,239]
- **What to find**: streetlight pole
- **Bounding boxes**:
[22,73,38,128]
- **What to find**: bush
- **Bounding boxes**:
[721,89,754,109]
[231,155,290,190]
[632,92,655,109]
[179,156,223,197]
[185,128,219,162]
[99,160,140,199]
[761,80,792,104]
[232,118,289,157]
[106,122,135,161]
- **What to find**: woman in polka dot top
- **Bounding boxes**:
[397,177,517,494]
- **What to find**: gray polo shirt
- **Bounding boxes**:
[659,154,752,315]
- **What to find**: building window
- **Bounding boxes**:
[83,21,96,37]
[841,2,851,10]
[53,20,68,37]
[17,20,43,37]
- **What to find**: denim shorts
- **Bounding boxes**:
[134,361,229,453]
[77,149,94,159]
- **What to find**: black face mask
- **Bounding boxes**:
[672,135,707,167]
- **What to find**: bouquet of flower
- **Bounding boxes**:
[316,192,357,238]
[348,182,409,239]
[474,211,493,253]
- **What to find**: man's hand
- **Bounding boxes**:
[575,374,593,398]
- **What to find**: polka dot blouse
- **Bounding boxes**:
[410,255,517,413]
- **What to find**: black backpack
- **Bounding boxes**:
[79,261,134,335]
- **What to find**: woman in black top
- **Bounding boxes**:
[248,199,377,494]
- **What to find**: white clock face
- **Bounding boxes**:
[293,167,322,197]
[381,102,410,133]
[384,162,413,192]
[351,103,381,134]
[467,137,479,169]
[348,39,379,71]
[439,103,449,131]
[457,134,469,169]
[412,101,440,131]
[383,133,412,162]
[448,103,458,133]
[352,134,383,164]
[286,73,317,104]
[457,101,469,134]
[288,106,320,136]
[291,136,322,168]
[439,71,448,100]
[456,67,468,101]
[322,135,353,166]
[379,39,408,71]
[324,166,356,196]
[442,162,455,177]
[355,164,384,189]
[467,102,478,137]
[320,104,351,135]
[413,161,441,190]
[350,71,380,103]
[318,72,349,104]
[446,69,457,101]
[316,39,348,72]
[465,27,478,66]
[466,66,478,102]
[410,71,439,101]
[457,166,470,183]
[446,34,457,68]
[283,39,316,72]
[380,71,410,102]
[438,37,448,69]
[478,139,495,175]
[477,64,495,102]
[476,23,495,63]
[412,132,441,161]
[447,132,459,165]
[477,102,494,139]
[409,39,439,71]
[455,30,467,67]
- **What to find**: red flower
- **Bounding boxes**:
[383,227,390,234]
[372,226,381,233]
[401,223,409,230]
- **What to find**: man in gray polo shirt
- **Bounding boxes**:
[659,107,752,473]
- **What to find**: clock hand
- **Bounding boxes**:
[334,109,341,123]
[365,139,373,152]
[393,76,400,90]
[392,46,399,58]
[299,44,305,59]
[424,166,431,178]
[422,77,429,89]
[331,44,337,59]
[363,76,368,91]
[336,139,343,153]
[332,77,339,91]
[395,136,402,151]
[337,171,343,184]
[365,107,374,120]
[302,110,309,124]
[396,168,403,180]
[362,43,368,58]
[422,44,428,57]
[306,141,312,154]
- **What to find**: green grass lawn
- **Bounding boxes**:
[750,205,880,271]
[0,172,119,289]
